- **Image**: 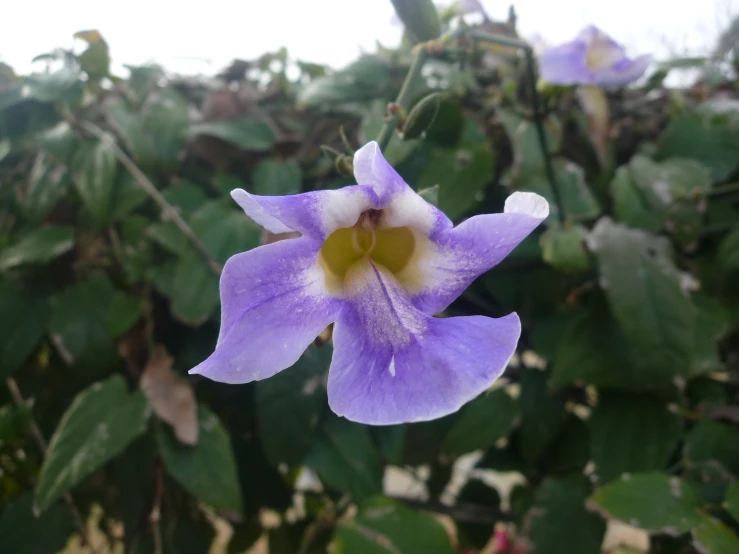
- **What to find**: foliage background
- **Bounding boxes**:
[1,5,739,554]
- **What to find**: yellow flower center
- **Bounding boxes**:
[319,209,417,293]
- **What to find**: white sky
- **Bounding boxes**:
[1,0,737,75]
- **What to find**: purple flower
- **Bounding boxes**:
[538,26,651,86]
[190,142,548,425]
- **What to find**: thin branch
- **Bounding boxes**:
[388,494,514,524]
[376,47,428,150]
[77,119,223,276]
[150,460,164,554]
[6,377,99,554]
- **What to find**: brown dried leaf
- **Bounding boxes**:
[140,345,199,445]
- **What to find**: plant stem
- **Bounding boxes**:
[445,29,565,222]
[78,120,223,276]
[706,181,739,197]
[376,47,428,151]
[6,377,98,554]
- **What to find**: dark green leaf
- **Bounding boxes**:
[519,369,566,463]
[24,151,72,222]
[169,201,261,325]
[255,344,331,466]
[157,404,243,513]
[589,392,681,483]
[0,225,74,271]
[251,158,301,196]
[106,291,143,338]
[35,375,150,512]
[0,493,74,554]
[658,111,739,182]
[48,274,116,368]
[0,279,49,379]
[717,228,739,272]
[589,473,703,533]
[725,482,739,521]
[190,117,275,151]
[522,474,605,554]
[334,497,456,554]
[511,159,600,222]
[543,415,590,475]
[497,109,561,172]
[540,225,592,273]
[684,421,739,475]
[304,416,383,502]
[71,138,117,225]
[442,388,518,457]
[416,144,495,220]
[589,218,695,378]
[693,514,739,554]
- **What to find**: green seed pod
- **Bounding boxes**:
[402,92,441,140]
[390,0,442,43]
[335,154,354,177]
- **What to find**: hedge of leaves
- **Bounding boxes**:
[1,12,739,554]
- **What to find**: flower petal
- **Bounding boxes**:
[594,54,652,86]
[190,237,343,383]
[538,40,591,85]
[327,260,519,424]
[231,185,379,240]
[353,141,452,237]
[411,192,549,314]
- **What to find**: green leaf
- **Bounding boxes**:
[684,420,739,475]
[48,274,117,368]
[305,416,383,503]
[497,109,562,172]
[522,474,606,554]
[540,225,592,273]
[299,57,391,109]
[189,117,275,151]
[35,375,150,512]
[170,201,261,325]
[725,482,739,521]
[334,497,456,554]
[690,293,731,376]
[251,158,301,196]
[106,291,142,338]
[255,344,331,466]
[0,402,31,442]
[621,156,711,244]
[658,111,739,182]
[0,279,50,379]
[24,151,72,222]
[693,515,739,554]
[550,302,665,390]
[0,225,74,272]
[23,68,83,104]
[71,138,117,225]
[0,493,74,554]
[544,415,590,474]
[589,473,703,533]
[589,392,682,483]
[441,388,518,457]
[589,218,695,378]
[157,404,243,514]
[717,228,739,272]
[416,144,495,220]
[519,369,566,463]
[511,159,600,222]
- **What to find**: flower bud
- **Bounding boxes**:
[402,92,441,140]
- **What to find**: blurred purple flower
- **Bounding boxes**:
[190,142,548,425]
[538,26,651,86]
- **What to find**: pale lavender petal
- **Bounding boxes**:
[189,237,343,384]
[327,260,519,425]
[594,54,652,86]
[412,192,549,314]
[353,141,453,238]
[231,185,379,240]
[538,40,591,85]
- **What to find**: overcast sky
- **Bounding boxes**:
[1,0,737,75]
